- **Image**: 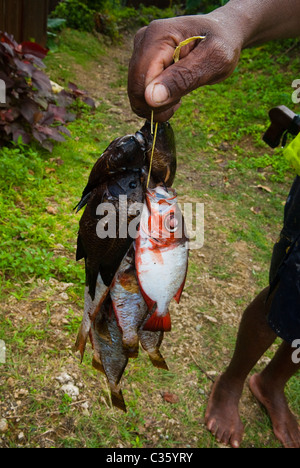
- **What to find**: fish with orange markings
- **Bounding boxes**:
[135,186,189,332]
[74,120,189,411]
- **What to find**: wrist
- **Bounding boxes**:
[207,4,254,50]
[208,0,300,49]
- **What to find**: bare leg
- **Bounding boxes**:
[205,287,277,447]
[249,341,300,448]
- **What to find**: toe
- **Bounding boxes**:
[230,430,243,448]
[206,417,217,433]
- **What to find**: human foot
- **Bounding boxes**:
[205,375,244,448]
[249,373,300,448]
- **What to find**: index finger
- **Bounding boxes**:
[127,26,177,118]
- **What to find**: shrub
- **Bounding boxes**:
[51,0,181,41]
[185,0,229,14]
[51,0,96,31]
[0,32,94,151]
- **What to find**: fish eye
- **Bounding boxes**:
[129,181,137,189]
[164,212,179,232]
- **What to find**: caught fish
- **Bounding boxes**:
[75,272,109,360]
[138,311,168,370]
[74,120,187,411]
[76,170,145,298]
[74,137,146,360]
[110,247,149,357]
[135,186,189,332]
[75,132,146,212]
[90,297,128,412]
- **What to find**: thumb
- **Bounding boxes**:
[146,83,170,106]
[144,55,201,109]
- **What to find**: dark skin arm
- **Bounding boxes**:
[128,0,300,122]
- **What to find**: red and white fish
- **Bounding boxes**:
[135,186,189,332]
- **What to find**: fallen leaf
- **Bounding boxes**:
[162,392,179,404]
[203,314,218,324]
[256,184,272,193]
[46,206,57,215]
[250,206,261,215]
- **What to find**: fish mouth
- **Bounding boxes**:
[135,130,147,150]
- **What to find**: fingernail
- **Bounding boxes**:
[151,83,169,104]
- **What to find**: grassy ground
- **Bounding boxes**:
[0,26,299,448]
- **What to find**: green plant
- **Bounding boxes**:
[47,17,67,50]
[59,394,73,414]
[0,32,94,151]
[185,0,229,14]
[51,0,96,32]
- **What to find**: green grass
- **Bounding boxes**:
[0,29,299,448]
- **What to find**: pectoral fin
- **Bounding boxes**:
[143,309,171,332]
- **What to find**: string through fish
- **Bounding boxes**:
[147,110,158,188]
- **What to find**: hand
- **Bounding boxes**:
[127,14,243,122]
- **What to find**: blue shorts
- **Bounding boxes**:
[268,176,300,344]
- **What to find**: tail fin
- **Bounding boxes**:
[148,351,169,371]
[110,387,127,412]
[92,357,105,374]
[143,310,171,332]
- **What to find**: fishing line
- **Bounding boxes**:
[146,36,205,189]
[147,110,158,188]
[173,35,206,63]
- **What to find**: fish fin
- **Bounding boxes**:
[143,310,171,332]
[74,191,91,213]
[74,322,88,362]
[173,267,188,304]
[174,281,185,304]
[110,387,127,412]
[92,357,105,374]
[149,351,169,371]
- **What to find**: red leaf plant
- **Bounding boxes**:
[0,32,94,151]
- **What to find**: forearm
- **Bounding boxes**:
[210,0,300,48]
[128,0,300,121]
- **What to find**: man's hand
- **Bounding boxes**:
[127,0,300,122]
[127,15,243,122]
